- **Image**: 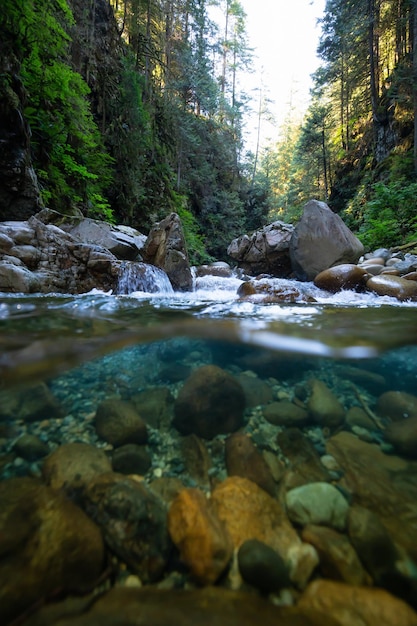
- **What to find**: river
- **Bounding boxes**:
[1,272,417,624]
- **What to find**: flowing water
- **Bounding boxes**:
[1,269,417,622]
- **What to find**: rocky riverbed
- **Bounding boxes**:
[1,330,417,626]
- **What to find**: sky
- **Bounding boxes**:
[236,0,326,152]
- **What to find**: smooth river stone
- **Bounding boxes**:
[285,482,350,531]
[313,263,368,293]
[384,416,417,458]
[307,378,345,428]
[376,390,417,420]
[366,274,417,300]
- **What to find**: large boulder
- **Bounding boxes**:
[142,212,193,291]
[289,200,364,281]
[227,221,294,277]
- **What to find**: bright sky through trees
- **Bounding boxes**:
[239,0,326,151]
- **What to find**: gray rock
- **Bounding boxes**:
[289,200,364,281]
[35,210,146,261]
[285,482,350,531]
[227,221,294,277]
[143,212,193,291]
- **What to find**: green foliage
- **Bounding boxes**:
[175,199,212,266]
[355,180,417,250]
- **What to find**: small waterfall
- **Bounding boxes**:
[116,262,174,295]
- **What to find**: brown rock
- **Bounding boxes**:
[26,586,342,626]
[326,432,417,561]
[0,477,104,625]
[13,434,49,461]
[173,365,245,439]
[301,524,370,585]
[95,399,148,447]
[376,391,417,421]
[314,264,368,293]
[263,400,310,427]
[130,387,174,428]
[180,435,212,486]
[0,382,64,422]
[83,473,171,582]
[299,579,417,626]
[307,378,345,428]
[384,416,417,458]
[167,488,233,584]
[211,476,319,588]
[366,274,417,301]
[237,279,302,303]
[111,444,152,475]
[277,428,331,490]
[149,477,186,505]
[345,406,376,431]
[225,432,276,496]
[142,212,193,291]
[347,505,401,585]
[42,443,112,493]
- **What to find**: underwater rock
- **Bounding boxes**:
[236,373,274,407]
[376,390,417,421]
[347,505,402,587]
[25,586,342,626]
[0,477,104,625]
[167,487,233,585]
[130,387,174,429]
[307,378,345,429]
[0,382,64,422]
[111,443,152,475]
[384,416,417,458]
[42,442,112,493]
[345,406,377,431]
[173,365,245,439]
[179,435,212,486]
[211,476,319,589]
[263,400,310,427]
[301,524,370,586]
[299,579,417,626]
[366,274,417,301]
[83,473,171,583]
[313,263,368,293]
[95,399,148,447]
[13,433,49,461]
[326,432,417,561]
[277,428,331,490]
[285,482,350,531]
[289,200,364,281]
[237,538,290,593]
[225,431,276,497]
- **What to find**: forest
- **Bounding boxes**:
[1,0,417,262]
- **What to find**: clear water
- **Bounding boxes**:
[1,273,417,620]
